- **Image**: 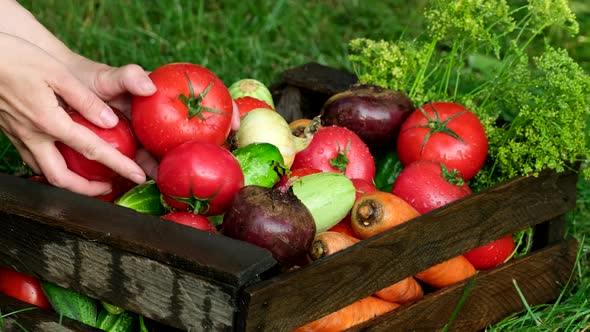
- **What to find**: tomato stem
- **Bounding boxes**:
[414,103,466,154]
[440,163,465,187]
[179,72,223,120]
[329,140,351,173]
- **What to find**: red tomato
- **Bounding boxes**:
[327,221,357,237]
[161,212,218,233]
[0,266,52,310]
[157,141,244,216]
[350,178,377,198]
[55,109,137,181]
[131,63,233,159]
[396,102,488,180]
[234,96,274,118]
[292,126,376,184]
[392,160,472,214]
[463,235,516,270]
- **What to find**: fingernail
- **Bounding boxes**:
[100,188,113,196]
[129,172,146,184]
[100,108,119,127]
[140,79,157,94]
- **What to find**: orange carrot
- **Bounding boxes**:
[308,231,360,261]
[293,296,400,332]
[375,276,424,304]
[351,191,421,239]
[414,255,477,289]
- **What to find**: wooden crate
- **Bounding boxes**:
[0,63,579,332]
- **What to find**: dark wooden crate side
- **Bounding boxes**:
[350,239,579,332]
[0,173,280,331]
[0,213,236,331]
[0,173,276,286]
[239,170,578,332]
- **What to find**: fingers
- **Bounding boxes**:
[27,140,113,196]
[5,128,113,196]
[4,132,41,174]
[231,100,240,131]
[135,148,159,181]
[49,71,120,129]
[52,115,147,185]
[95,64,156,99]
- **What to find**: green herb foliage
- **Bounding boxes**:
[349,0,590,190]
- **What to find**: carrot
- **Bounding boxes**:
[289,118,321,138]
[327,219,357,238]
[293,296,400,332]
[375,276,424,304]
[414,255,477,289]
[351,191,420,239]
[308,231,360,261]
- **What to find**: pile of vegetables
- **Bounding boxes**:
[1,1,588,331]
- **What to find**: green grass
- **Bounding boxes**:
[3,1,590,331]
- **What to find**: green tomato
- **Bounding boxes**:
[232,143,285,187]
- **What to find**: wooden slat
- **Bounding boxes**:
[0,293,100,332]
[349,238,578,331]
[0,173,276,286]
[280,62,358,95]
[239,170,578,332]
[0,213,237,331]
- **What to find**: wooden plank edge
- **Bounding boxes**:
[239,170,578,332]
[0,173,277,286]
[348,238,579,332]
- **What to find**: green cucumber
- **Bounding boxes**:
[96,309,135,332]
[40,281,98,327]
[101,301,125,315]
[115,180,166,216]
[291,172,356,233]
[233,142,285,187]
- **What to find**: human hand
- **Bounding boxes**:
[65,56,241,181]
[0,33,147,196]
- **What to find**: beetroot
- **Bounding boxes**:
[221,185,316,265]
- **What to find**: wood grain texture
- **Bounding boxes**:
[0,173,276,287]
[239,170,578,332]
[349,239,578,331]
[0,293,100,332]
[0,213,236,331]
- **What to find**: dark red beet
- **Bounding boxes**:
[221,185,316,265]
[320,84,414,152]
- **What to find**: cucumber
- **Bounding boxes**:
[291,172,356,233]
[115,180,166,216]
[40,281,98,327]
[101,301,125,315]
[96,309,135,332]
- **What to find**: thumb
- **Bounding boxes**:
[95,64,156,98]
